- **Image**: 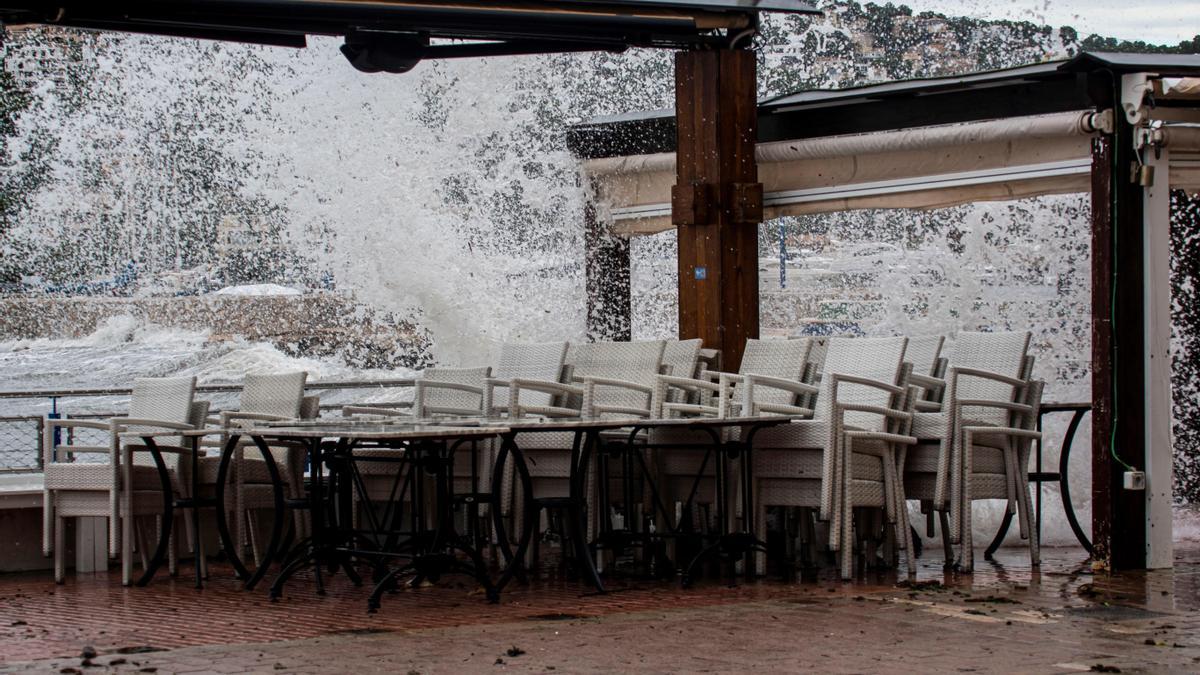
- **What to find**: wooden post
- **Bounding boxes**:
[1091,116,1149,571]
[673,48,761,371]
[1090,135,1114,569]
[584,197,631,342]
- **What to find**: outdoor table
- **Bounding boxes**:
[120,428,224,588]
[226,421,522,607]
[490,415,801,593]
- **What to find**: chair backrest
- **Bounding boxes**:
[127,376,197,467]
[949,331,1031,426]
[739,338,812,409]
[662,339,703,378]
[493,342,569,409]
[129,376,197,424]
[904,335,945,377]
[415,366,490,417]
[299,395,321,420]
[568,340,666,415]
[241,372,308,419]
[815,336,908,431]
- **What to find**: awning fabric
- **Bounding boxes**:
[1164,126,1200,194]
[586,111,1103,236]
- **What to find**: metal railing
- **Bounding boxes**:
[0,379,418,474]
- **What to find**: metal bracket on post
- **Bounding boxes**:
[1121,72,1157,125]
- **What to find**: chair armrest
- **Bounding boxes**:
[755,402,815,417]
[954,400,1034,415]
[960,425,1042,441]
[914,400,942,412]
[657,374,723,393]
[342,405,410,418]
[908,373,946,390]
[417,380,485,396]
[506,378,584,398]
[219,411,290,427]
[843,430,918,445]
[582,376,653,395]
[742,373,819,396]
[43,418,111,432]
[949,367,1026,388]
[828,373,904,397]
[111,417,196,432]
[837,403,912,423]
[124,443,195,456]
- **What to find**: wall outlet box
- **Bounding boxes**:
[1123,470,1146,491]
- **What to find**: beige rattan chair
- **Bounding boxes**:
[956,379,1043,571]
[42,376,199,584]
[214,372,315,567]
[745,336,914,580]
[901,330,1032,566]
[652,338,813,419]
[482,342,570,418]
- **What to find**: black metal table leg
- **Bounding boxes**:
[214,433,250,582]
[269,437,320,599]
[570,430,605,593]
[135,436,174,587]
[985,406,1093,559]
[492,432,537,593]
[1058,409,1093,555]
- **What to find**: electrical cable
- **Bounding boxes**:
[1106,67,1136,474]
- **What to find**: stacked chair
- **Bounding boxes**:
[742,336,916,580]
[901,331,1041,571]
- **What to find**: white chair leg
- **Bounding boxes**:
[949,433,964,545]
[894,452,917,577]
[136,518,151,571]
[960,430,975,573]
[110,489,121,559]
[840,438,855,581]
[1016,447,1039,565]
[1007,446,1030,540]
[43,492,54,557]
[1004,442,1019,520]
[247,510,262,568]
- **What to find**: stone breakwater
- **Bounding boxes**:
[0,293,433,370]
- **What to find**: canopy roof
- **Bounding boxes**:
[568,51,1200,159]
[0,0,818,54]
[571,52,1200,235]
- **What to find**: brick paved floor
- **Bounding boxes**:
[3,545,1200,673]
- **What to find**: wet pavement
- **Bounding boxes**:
[2,545,1200,673]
